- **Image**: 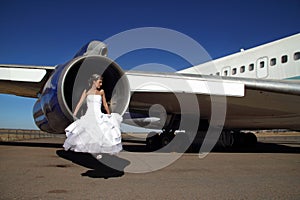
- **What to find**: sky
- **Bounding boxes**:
[0,0,299,130]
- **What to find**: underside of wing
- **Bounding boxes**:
[126,71,300,130]
[224,84,300,130]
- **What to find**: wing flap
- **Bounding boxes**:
[0,67,47,82]
[126,71,245,97]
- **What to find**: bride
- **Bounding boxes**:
[63,74,122,159]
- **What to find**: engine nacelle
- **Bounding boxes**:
[33,55,130,133]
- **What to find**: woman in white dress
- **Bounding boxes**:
[63,74,122,159]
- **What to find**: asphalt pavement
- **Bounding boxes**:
[0,135,300,200]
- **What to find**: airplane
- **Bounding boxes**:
[0,33,299,152]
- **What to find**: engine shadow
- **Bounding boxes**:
[56,150,130,179]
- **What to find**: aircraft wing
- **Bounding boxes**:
[0,64,55,98]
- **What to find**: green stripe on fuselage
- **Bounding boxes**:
[286,76,300,80]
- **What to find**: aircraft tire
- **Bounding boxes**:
[245,132,257,147]
[232,131,246,147]
[160,132,175,147]
[146,132,161,151]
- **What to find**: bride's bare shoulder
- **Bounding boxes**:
[99,89,105,95]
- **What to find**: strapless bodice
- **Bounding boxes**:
[86,95,102,114]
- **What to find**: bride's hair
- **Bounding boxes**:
[88,74,103,87]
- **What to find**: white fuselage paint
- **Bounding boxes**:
[179,33,300,80]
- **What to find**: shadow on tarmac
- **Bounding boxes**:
[123,141,300,154]
[56,150,130,179]
[204,142,300,154]
[1,140,299,179]
[0,141,62,148]
[1,140,300,154]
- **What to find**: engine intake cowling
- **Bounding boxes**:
[33,55,130,133]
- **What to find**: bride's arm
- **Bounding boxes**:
[73,89,87,117]
[100,89,111,114]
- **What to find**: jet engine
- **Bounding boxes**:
[33,55,130,133]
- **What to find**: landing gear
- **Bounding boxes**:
[200,130,258,149]
[146,132,161,151]
[145,131,176,151]
[244,132,258,147]
[232,131,258,147]
[145,114,258,151]
[146,114,180,151]
[146,130,191,152]
[160,131,175,147]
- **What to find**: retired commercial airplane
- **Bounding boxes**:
[0,33,299,151]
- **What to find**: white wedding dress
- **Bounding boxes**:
[63,95,122,154]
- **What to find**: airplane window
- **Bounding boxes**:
[281,55,288,63]
[240,66,245,73]
[270,58,276,66]
[232,68,237,75]
[260,61,265,68]
[224,70,228,76]
[294,52,300,60]
[216,72,220,76]
[249,63,254,71]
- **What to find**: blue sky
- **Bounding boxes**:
[0,0,299,130]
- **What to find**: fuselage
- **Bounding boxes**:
[179,33,300,80]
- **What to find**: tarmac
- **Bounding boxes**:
[1,134,300,199]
